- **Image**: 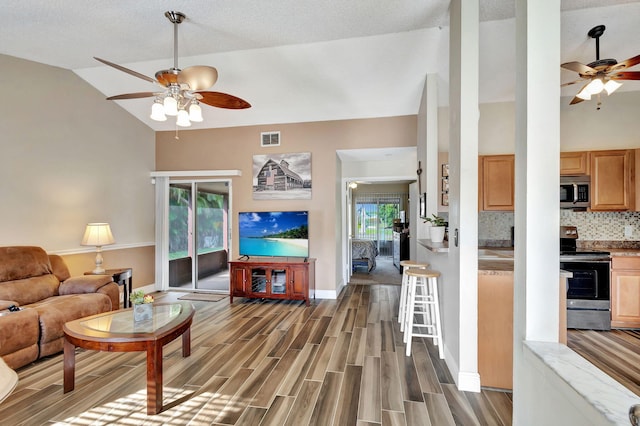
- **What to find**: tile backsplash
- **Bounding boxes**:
[560,210,640,241]
[478,210,640,243]
[478,212,514,241]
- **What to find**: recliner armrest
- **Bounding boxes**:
[0,300,19,310]
[59,275,114,295]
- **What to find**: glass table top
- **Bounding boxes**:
[78,302,193,334]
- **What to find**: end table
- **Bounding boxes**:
[84,268,133,308]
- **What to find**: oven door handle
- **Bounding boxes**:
[573,183,578,204]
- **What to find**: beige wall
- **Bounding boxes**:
[0,54,156,286]
[439,90,640,154]
[62,246,155,291]
[156,116,417,292]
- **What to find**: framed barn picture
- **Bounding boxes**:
[252,152,312,200]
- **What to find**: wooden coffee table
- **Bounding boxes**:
[63,302,195,415]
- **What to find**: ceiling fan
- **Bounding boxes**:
[561,24,640,109]
[95,11,250,127]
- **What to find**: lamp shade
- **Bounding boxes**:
[81,223,115,246]
[150,101,167,121]
[176,109,191,127]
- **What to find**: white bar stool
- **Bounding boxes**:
[403,268,443,358]
[398,260,429,333]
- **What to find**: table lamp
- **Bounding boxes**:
[81,223,115,274]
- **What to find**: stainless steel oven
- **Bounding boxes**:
[561,257,611,330]
[560,226,611,331]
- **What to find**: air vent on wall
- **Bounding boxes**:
[261,131,280,147]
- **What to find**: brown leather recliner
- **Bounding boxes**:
[0,246,119,369]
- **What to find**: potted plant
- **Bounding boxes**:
[130,290,154,321]
[424,214,447,243]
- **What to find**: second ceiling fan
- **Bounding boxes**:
[561,25,640,109]
[95,11,250,127]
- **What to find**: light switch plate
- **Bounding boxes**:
[625,225,634,237]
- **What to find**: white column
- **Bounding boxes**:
[513,0,561,423]
[449,0,480,392]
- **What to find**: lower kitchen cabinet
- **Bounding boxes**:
[478,271,567,390]
[478,273,513,389]
[611,256,640,328]
[229,259,315,306]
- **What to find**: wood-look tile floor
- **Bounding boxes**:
[0,285,512,425]
[568,328,640,397]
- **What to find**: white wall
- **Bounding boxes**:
[0,54,155,252]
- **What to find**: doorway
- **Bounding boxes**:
[167,180,230,292]
[348,184,409,284]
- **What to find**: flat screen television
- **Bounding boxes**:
[238,211,309,258]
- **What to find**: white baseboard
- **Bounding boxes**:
[457,371,481,392]
[137,283,157,295]
[314,289,338,299]
[443,345,481,393]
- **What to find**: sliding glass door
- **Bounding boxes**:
[168,180,230,292]
[354,192,405,256]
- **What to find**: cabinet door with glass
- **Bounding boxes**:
[248,266,288,298]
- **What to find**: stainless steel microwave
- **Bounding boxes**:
[560,175,590,209]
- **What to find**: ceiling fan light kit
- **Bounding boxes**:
[95,11,250,129]
[561,24,640,109]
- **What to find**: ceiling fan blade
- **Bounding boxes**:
[178,66,219,91]
[106,92,157,100]
[568,81,591,105]
[196,92,251,109]
[569,96,585,105]
[561,79,583,87]
[610,71,640,80]
[611,54,640,71]
[94,57,157,84]
[561,61,597,75]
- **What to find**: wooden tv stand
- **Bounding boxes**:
[229,258,315,306]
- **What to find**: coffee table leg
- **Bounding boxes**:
[147,343,163,415]
[63,339,75,393]
[182,327,191,358]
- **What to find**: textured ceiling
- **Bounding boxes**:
[2,1,639,131]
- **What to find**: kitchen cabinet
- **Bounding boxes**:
[478,270,568,390]
[610,256,640,328]
[590,149,635,211]
[560,151,589,176]
[479,155,514,211]
[229,259,315,305]
[478,273,513,389]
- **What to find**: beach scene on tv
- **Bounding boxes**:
[238,211,309,257]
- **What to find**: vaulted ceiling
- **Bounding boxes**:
[2,1,639,130]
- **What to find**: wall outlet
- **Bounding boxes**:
[625,225,634,237]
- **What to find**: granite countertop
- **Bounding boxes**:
[478,259,514,275]
[417,239,449,253]
[578,241,640,256]
[606,248,640,256]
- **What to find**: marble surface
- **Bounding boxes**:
[525,341,640,425]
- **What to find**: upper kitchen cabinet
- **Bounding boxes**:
[560,151,589,176]
[479,155,514,211]
[590,149,635,211]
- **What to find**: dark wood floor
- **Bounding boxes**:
[567,328,640,397]
[0,284,512,425]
